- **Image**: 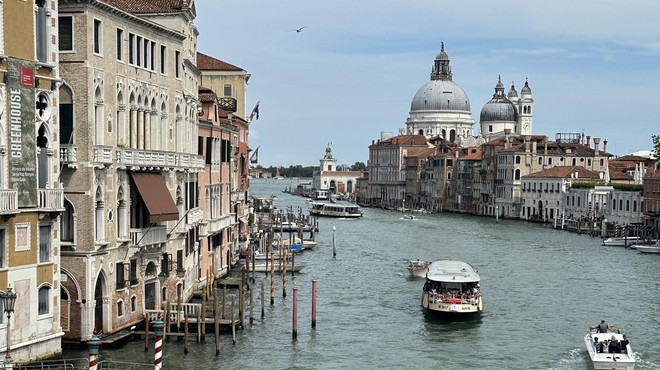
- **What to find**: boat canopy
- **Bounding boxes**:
[426,260,480,283]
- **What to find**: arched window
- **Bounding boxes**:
[514,169,521,180]
[39,285,51,314]
[62,199,74,242]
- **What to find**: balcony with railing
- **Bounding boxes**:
[93,145,114,167]
[59,144,77,167]
[38,187,64,211]
[218,97,237,112]
[208,214,233,234]
[117,148,205,172]
[186,207,203,226]
[0,189,18,214]
[130,225,168,247]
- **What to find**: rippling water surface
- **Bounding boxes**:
[65,178,660,369]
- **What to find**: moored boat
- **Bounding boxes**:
[602,236,641,247]
[420,260,483,316]
[251,260,306,273]
[407,259,429,278]
[635,244,660,254]
[585,326,635,370]
[309,202,363,218]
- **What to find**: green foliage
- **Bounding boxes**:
[611,183,643,192]
[570,182,599,189]
[652,134,660,170]
[350,162,367,171]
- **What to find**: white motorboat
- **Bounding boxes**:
[309,202,363,218]
[407,260,429,278]
[251,260,306,273]
[636,244,660,254]
[602,236,641,247]
[585,326,635,370]
[401,214,417,220]
[420,260,483,316]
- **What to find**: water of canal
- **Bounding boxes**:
[64,178,660,370]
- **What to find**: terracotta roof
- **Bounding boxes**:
[406,147,435,158]
[523,165,601,180]
[461,147,482,161]
[372,135,430,147]
[197,52,244,71]
[103,0,189,14]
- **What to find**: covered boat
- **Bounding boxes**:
[420,260,483,315]
[308,202,363,218]
[407,260,429,278]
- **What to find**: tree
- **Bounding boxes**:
[653,134,660,170]
[350,162,367,171]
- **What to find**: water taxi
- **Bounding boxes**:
[585,325,635,369]
[308,202,363,218]
[407,259,429,278]
[602,236,641,247]
[420,260,483,315]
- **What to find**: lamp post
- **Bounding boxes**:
[2,285,17,367]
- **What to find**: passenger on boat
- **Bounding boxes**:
[608,336,621,353]
[596,320,609,333]
[620,335,629,353]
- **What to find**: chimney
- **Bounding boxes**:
[603,139,608,153]
[532,140,537,154]
[586,136,591,148]
[544,138,548,155]
[593,138,601,155]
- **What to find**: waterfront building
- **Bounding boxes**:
[196,87,235,287]
[643,172,660,233]
[58,0,203,342]
[197,51,251,263]
[455,147,483,213]
[366,134,432,208]
[521,166,601,222]
[0,0,64,362]
[312,145,361,196]
[489,133,610,219]
[417,139,459,212]
[403,147,435,211]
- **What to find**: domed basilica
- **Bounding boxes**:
[405,43,533,146]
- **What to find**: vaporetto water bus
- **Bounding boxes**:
[308,202,363,218]
[420,260,483,315]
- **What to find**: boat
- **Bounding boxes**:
[251,260,306,273]
[635,244,660,254]
[407,260,429,278]
[308,202,363,218]
[585,326,635,370]
[313,189,328,200]
[274,167,284,180]
[602,236,641,247]
[420,260,483,315]
[253,197,275,213]
[401,214,417,220]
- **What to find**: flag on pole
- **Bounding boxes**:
[250,146,260,164]
[249,101,260,122]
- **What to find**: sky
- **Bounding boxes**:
[194,0,660,167]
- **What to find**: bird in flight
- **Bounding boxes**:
[289,26,309,33]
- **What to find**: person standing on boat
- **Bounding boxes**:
[596,320,609,333]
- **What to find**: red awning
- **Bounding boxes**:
[130,173,179,223]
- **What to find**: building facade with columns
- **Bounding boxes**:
[58,0,203,342]
[0,0,64,363]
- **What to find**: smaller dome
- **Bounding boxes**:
[521,80,532,95]
[507,82,518,98]
[480,77,517,122]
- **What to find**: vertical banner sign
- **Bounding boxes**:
[7,58,37,207]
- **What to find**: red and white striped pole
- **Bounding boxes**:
[88,334,101,370]
[292,284,298,340]
[311,276,317,329]
[153,319,165,370]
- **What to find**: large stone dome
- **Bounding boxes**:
[480,76,517,122]
[410,79,471,112]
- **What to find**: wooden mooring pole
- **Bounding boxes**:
[292,284,298,341]
[312,276,317,329]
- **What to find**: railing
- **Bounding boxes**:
[186,207,203,225]
[93,145,114,166]
[38,187,64,211]
[208,214,233,234]
[59,144,77,165]
[117,148,205,171]
[218,97,237,112]
[198,222,208,237]
[130,225,167,247]
[13,358,86,369]
[0,189,18,214]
